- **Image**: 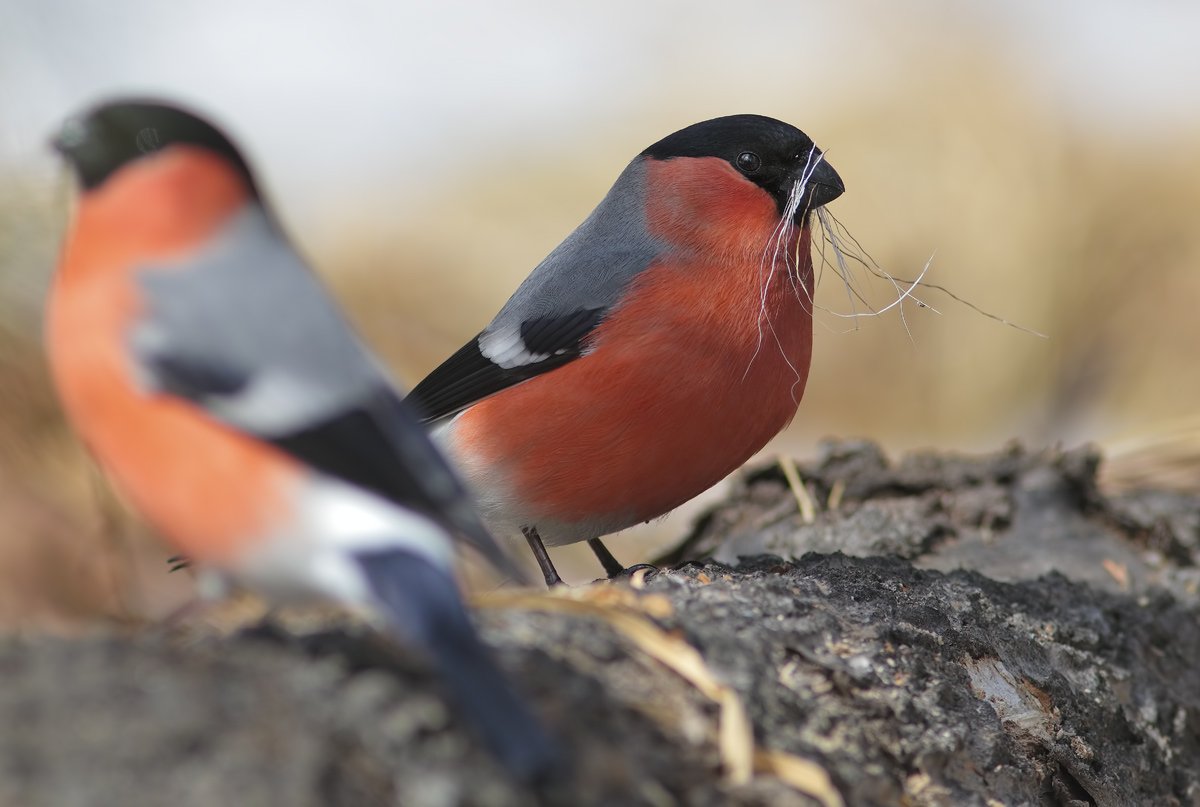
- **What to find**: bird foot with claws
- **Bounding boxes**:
[601,563,660,585]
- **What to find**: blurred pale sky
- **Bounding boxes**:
[4,0,1200,232]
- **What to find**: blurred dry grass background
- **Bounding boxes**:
[1,8,1198,629]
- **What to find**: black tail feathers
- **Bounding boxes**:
[356,549,561,782]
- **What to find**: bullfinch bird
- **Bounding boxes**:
[408,115,844,587]
[47,99,558,780]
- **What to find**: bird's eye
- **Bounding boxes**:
[736,151,761,174]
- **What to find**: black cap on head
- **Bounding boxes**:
[52,99,258,195]
[641,114,844,218]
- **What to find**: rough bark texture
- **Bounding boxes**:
[3,441,1198,806]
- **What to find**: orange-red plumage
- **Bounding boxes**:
[404,114,842,584]
[47,100,560,777]
[451,157,813,530]
[49,148,297,564]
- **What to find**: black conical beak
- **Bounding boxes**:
[801,155,844,212]
[49,129,72,157]
[50,117,87,158]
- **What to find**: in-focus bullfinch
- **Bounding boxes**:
[408,115,844,587]
[47,99,558,780]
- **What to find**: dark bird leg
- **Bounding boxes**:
[587,538,626,577]
[522,526,564,588]
[588,538,659,581]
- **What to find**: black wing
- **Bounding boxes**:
[268,388,528,582]
[129,210,527,581]
[407,308,605,423]
[144,340,527,581]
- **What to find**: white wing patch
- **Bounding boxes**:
[207,372,332,436]
[131,204,383,439]
[478,326,553,370]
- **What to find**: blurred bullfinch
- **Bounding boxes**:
[47,99,558,780]
[408,115,844,587]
